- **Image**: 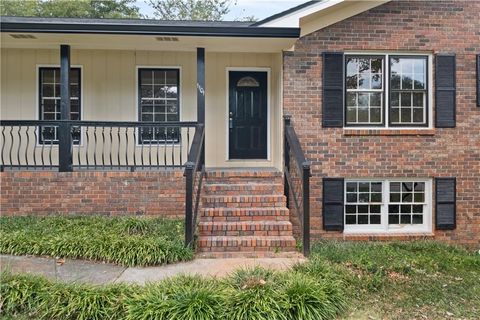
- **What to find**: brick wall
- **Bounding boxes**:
[0,171,185,217]
[283,0,480,246]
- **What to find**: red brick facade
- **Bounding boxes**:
[283,0,480,246]
[0,171,185,217]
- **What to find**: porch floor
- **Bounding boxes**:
[0,254,305,285]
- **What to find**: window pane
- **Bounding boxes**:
[346,182,357,192]
[412,215,423,224]
[344,181,384,226]
[401,214,411,224]
[389,57,427,126]
[345,56,384,126]
[346,215,356,225]
[39,68,81,144]
[370,215,381,224]
[389,214,400,224]
[139,69,180,142]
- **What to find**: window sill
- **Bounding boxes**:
[343,129,435,136]
[342,233,435,241]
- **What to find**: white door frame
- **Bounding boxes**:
[225,67,271,161]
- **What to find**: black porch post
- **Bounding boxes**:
[58,44,73,172]
[197,48,205,124]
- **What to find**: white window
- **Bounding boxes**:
[345,53,430,128]
[344,179,432,233]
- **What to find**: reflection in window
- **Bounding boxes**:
[39,67,81,144]
[390,57,427,125]
[346,57,384,125]
[345,181,383,225]
[388,181,426,225]
[138,69,179,142]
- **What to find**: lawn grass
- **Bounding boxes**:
[298,241,480,319]
[0,216,193,267]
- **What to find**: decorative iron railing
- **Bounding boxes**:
[0,120,199,171]
[283,116,311,256]
[184,124,205,247]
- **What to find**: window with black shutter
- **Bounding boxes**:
[323,178,345,231]
[435,178,456,230]
[435,54,456,127]
[322,52,344,127]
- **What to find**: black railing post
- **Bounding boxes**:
[302,162,311,256]
[185,161,194,247]
[283,116,291,208]
[59,44,72,172]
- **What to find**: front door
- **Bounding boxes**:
[228,71,268,159]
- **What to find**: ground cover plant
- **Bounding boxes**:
[1,240,477,319]
[296,241,480,319]
[0,216,193,266]
[0,267,346,320]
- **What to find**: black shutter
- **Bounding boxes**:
[322,52,344,127]
[435,54,456,127]
[477,54,480,107]
[435,178,456,230]
[323,178,344,231]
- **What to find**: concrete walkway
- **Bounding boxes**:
[0,254,305,285]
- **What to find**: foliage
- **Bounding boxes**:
[0,216,192,266]
[149,0,236,21]
[0,0,141,18]
[304,241,480,319]
[1,267,346,320]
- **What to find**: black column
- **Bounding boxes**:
[197,48,205,124]
[58,44,72,172]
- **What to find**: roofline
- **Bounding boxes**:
[0,19,300,38]
[251,0,320,26]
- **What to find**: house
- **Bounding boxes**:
[1,0,479,255]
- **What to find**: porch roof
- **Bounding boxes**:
[0,16,300,38]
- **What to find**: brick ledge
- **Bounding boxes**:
[343,129,435,136]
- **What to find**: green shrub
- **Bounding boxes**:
[282,272,346,320]
[224,267,286,320]
[127,275,225,320]
[0,216,193,267]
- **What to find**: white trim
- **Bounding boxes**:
[257,0,344,28]
[135,65,182,147]
[343,178,433,234]
[344,52,433,130]
[35,64,84,147]
[225,67,271,161]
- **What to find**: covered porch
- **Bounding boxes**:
[0,18,296,172]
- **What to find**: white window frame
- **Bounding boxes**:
[344,178,433,234]
[344,52,433,130]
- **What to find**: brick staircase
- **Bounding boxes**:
[197,169,297,258]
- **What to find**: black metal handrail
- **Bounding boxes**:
[184,123,205,247]
[284,115,311,256]
[0,120,198,171]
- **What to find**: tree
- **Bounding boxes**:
[148,0,231,21]
[0,0,141,18]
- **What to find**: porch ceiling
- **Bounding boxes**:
[1,32,296,53]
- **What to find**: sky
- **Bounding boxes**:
[135,0,307,21]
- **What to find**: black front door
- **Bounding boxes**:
[229,71,268,159]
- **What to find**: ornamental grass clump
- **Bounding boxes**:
[127,275,225,320]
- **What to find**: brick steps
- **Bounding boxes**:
[198,221,293,236]
[203,195,286,208]
[201,207,290,221]
[196,236,297,252]
[204,183,283,195]
[196,169,296,256]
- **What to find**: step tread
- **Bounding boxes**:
[198,235,296,242]
[203,194,286,200]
